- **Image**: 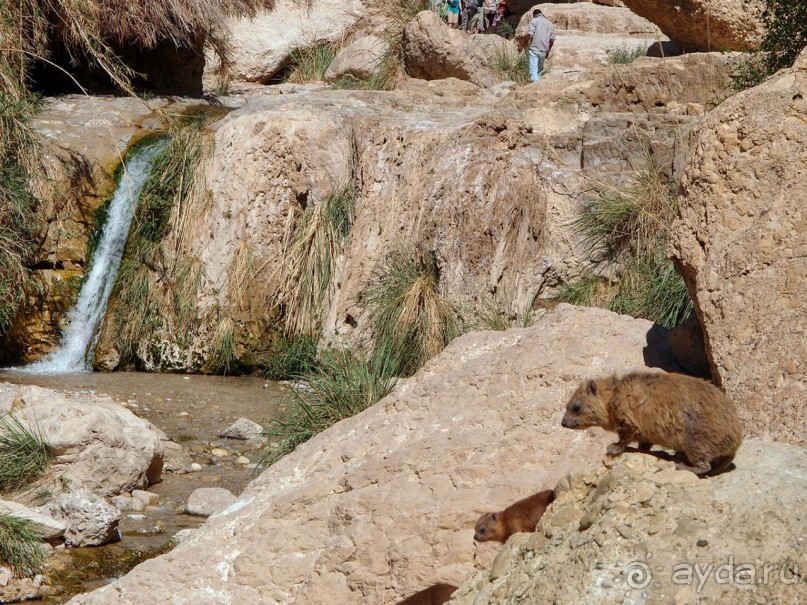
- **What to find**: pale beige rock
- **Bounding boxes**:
[669,58,807,446]
[12,386,165,496]
[451,441,807,604]
[324,35,389,82]
[45,489,121,548]
[402,11,494,87]
[516,3,660,37]
[186,488,237,517]
[161,441,193,473]
[66,305,683,605]
[211,0,363,83]
[131,490,159,507]
[0,500,66,541]
[470,34,518,65]
[621,0,764,51]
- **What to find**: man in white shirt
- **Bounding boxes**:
[526,8,555,82]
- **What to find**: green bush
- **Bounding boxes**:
[284,42,339,83]
[568,155,694,329]
[0,513,46,577]
[365,251,460,377]
[607,44,646,65]
[263,335,319,380]
[490,47,530,86]
[262,350,397,464]
[276,183,355,337]
[472,290,541,330]
[759,0,807,72]
[0,91,43,333]
[0,413,52,493]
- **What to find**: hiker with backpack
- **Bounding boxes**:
[461,0,479,33]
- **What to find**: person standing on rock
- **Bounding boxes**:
[461,0,479,33]
[446,0,461,28]
[526,8,555,82]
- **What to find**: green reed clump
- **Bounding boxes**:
[567,155,693,329]
[0,414,52,493]
[0,513,46,577]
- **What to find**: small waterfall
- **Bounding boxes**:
[22,140,168,375]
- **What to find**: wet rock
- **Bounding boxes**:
[209,448,230,458]
[186,488,237,517]
[402,11,494,87]
[110,496,141,512]
[45,489,121,547]
[131,490,159,507]
[161,441,193,473]
[219,417,263,441]
[0,500,66,541]
[190,463,203,472]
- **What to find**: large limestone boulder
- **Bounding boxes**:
[451,441,807,604]
[213,0,363,83]
[514,3,664,70]
[324,35,389,82]
[403,11,494,87]
[669,56,807,446]
[12,385,165,496]
[516,3,660,37]
[621,0,764,51]
[66,305,681,604]
[470,34,518,65]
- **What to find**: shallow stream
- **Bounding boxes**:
[0,371,285,602]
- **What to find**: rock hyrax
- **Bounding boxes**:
[561,372,742,476]
[474,489,555,542]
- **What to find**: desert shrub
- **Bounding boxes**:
[262,335,319,380]
[365,251,460,377]
[729,52,768,91]
[568,155,693,329]
[0,513,46,577]
[262,349,396,464]
[276,183,355,337]
[284,41,340,83]
[495,21,516,39]
[472,289,541,330]
[759,0,807,72]
[607,44,646,65]
[0,413,52,493]
[490,46,530,85]
[0,90,43,333]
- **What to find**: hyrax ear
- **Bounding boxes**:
[586,380,597,396]
[490,513,497,524]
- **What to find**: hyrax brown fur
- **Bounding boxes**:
[561,372,742,476]
[474,489,555,542]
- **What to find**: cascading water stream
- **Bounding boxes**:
[21,140,167,375]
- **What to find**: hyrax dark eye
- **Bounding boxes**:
[480,527,486,533]
[572,403,582,414]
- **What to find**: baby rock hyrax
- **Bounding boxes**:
[474,489,555,542]
[561,372,742,476]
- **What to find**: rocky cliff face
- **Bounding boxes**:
[669,51,807,446]
[65,304,682,605]
[89,53,735,371]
